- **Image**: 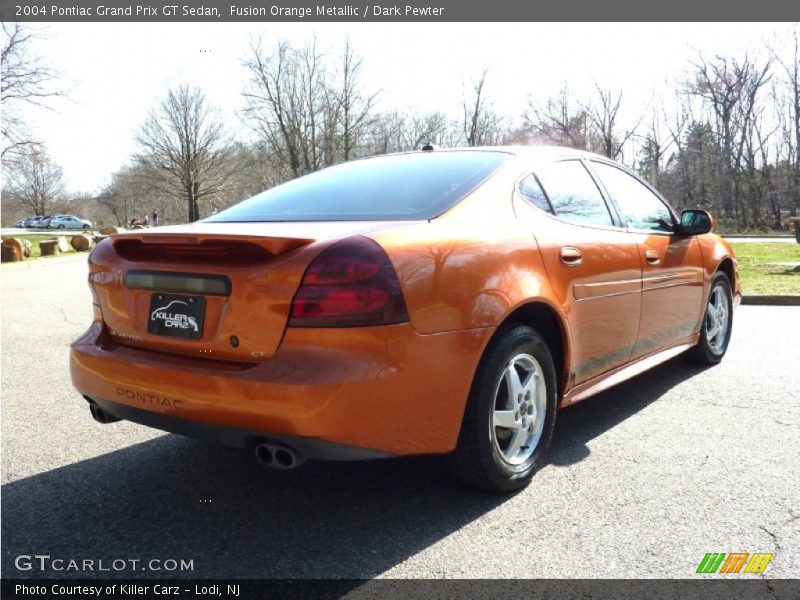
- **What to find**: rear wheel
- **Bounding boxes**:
[449,323,557,492]
[686,271,733,365]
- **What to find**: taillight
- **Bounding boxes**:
[88,249,103,322]
[288,236,409,327]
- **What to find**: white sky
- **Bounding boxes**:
[10,22,791,193]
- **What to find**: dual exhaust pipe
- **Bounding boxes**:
[254,442,305,470]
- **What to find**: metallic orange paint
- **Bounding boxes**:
[71,321,491,455]
[70,147,739,458]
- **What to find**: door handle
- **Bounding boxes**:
[645,249,660,265]
[560,246,583,266]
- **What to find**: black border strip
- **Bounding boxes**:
[1,0,798,23]
[2,579,800,600]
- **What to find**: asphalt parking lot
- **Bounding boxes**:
[1,254,798,579]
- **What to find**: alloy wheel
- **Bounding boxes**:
[491,353,547,465]
[705,285,730,354]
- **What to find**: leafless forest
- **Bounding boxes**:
[2,24,799,232]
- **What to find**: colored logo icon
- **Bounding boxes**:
[696,552,774,574]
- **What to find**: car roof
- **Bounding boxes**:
[451,145,597,158]
[371,144,609,164]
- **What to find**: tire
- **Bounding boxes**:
[83,224,90,229]
[686,271,733,365]
[449,323,558,492]
[58,224,65,229]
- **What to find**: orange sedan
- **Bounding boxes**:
[70,147,739,491]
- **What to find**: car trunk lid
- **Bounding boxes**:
[89,221,404,361]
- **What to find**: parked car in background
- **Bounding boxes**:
[40,216,59,228]
[49,215,92,229]
[71,146,740,492]
[28,216,47,228]
[14,219,26,227]
[23,216,38,228]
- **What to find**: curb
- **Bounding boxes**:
[0,252,88,271]
[741,295,800,306]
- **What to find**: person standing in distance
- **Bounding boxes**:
[152,209,159,227]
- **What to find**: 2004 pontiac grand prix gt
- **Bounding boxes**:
[70,146,739,492]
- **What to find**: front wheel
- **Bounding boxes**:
[449,323,557,492]
[686,271,733,365]
[58,224,65,229]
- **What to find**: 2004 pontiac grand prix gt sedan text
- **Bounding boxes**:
[70,146,739,492]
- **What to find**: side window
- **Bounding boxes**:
[518,174,552,213]
[591,162,675,233]
[536,161,614,227]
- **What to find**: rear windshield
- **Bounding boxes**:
[206,151,509,222]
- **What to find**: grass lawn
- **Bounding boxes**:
[730,242,800,296]
[1,233,77,259]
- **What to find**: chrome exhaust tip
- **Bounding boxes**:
[254,442,305,469]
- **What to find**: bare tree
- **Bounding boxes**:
[242,37,380,181]
[242,38,329,180]
[772,25,800,217]
[770,78,797,227]
[523,86,592,149]
[637,104,675,189]
[687,55,743,216]
[734,60,773,228]
[584,85,639,160]
[4,150,65,215]
[661,95,720,212]
[686,53,772,224]
[462,70,504,146]
[135,85,231,223]
[369,111,410,154]
[369,110,457,154]
[334,38,378,160]
[96,163,155,227]
[741,109,776,228]
[1,23,61,163]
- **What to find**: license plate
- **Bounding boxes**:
[148,293,205,340]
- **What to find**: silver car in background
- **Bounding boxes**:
[49,215,92,229]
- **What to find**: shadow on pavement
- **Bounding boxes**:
[550,356,707,466]
[2,357,707,579]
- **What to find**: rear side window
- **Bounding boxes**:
[206,151,509,222]
[590,161,675,233]
[536,161,613,227]
[518,174,552,213]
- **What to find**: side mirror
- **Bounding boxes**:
[680,209,713,236]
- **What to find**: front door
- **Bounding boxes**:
[586,160,705,358]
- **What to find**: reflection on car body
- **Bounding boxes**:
[70,146,739,491]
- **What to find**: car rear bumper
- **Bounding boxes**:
[84,395,393,461]
[70,321,493,457]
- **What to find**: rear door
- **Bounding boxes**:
[515,160,642,386]
[587,160,705,359]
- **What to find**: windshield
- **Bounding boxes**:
[206,151,509,222]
